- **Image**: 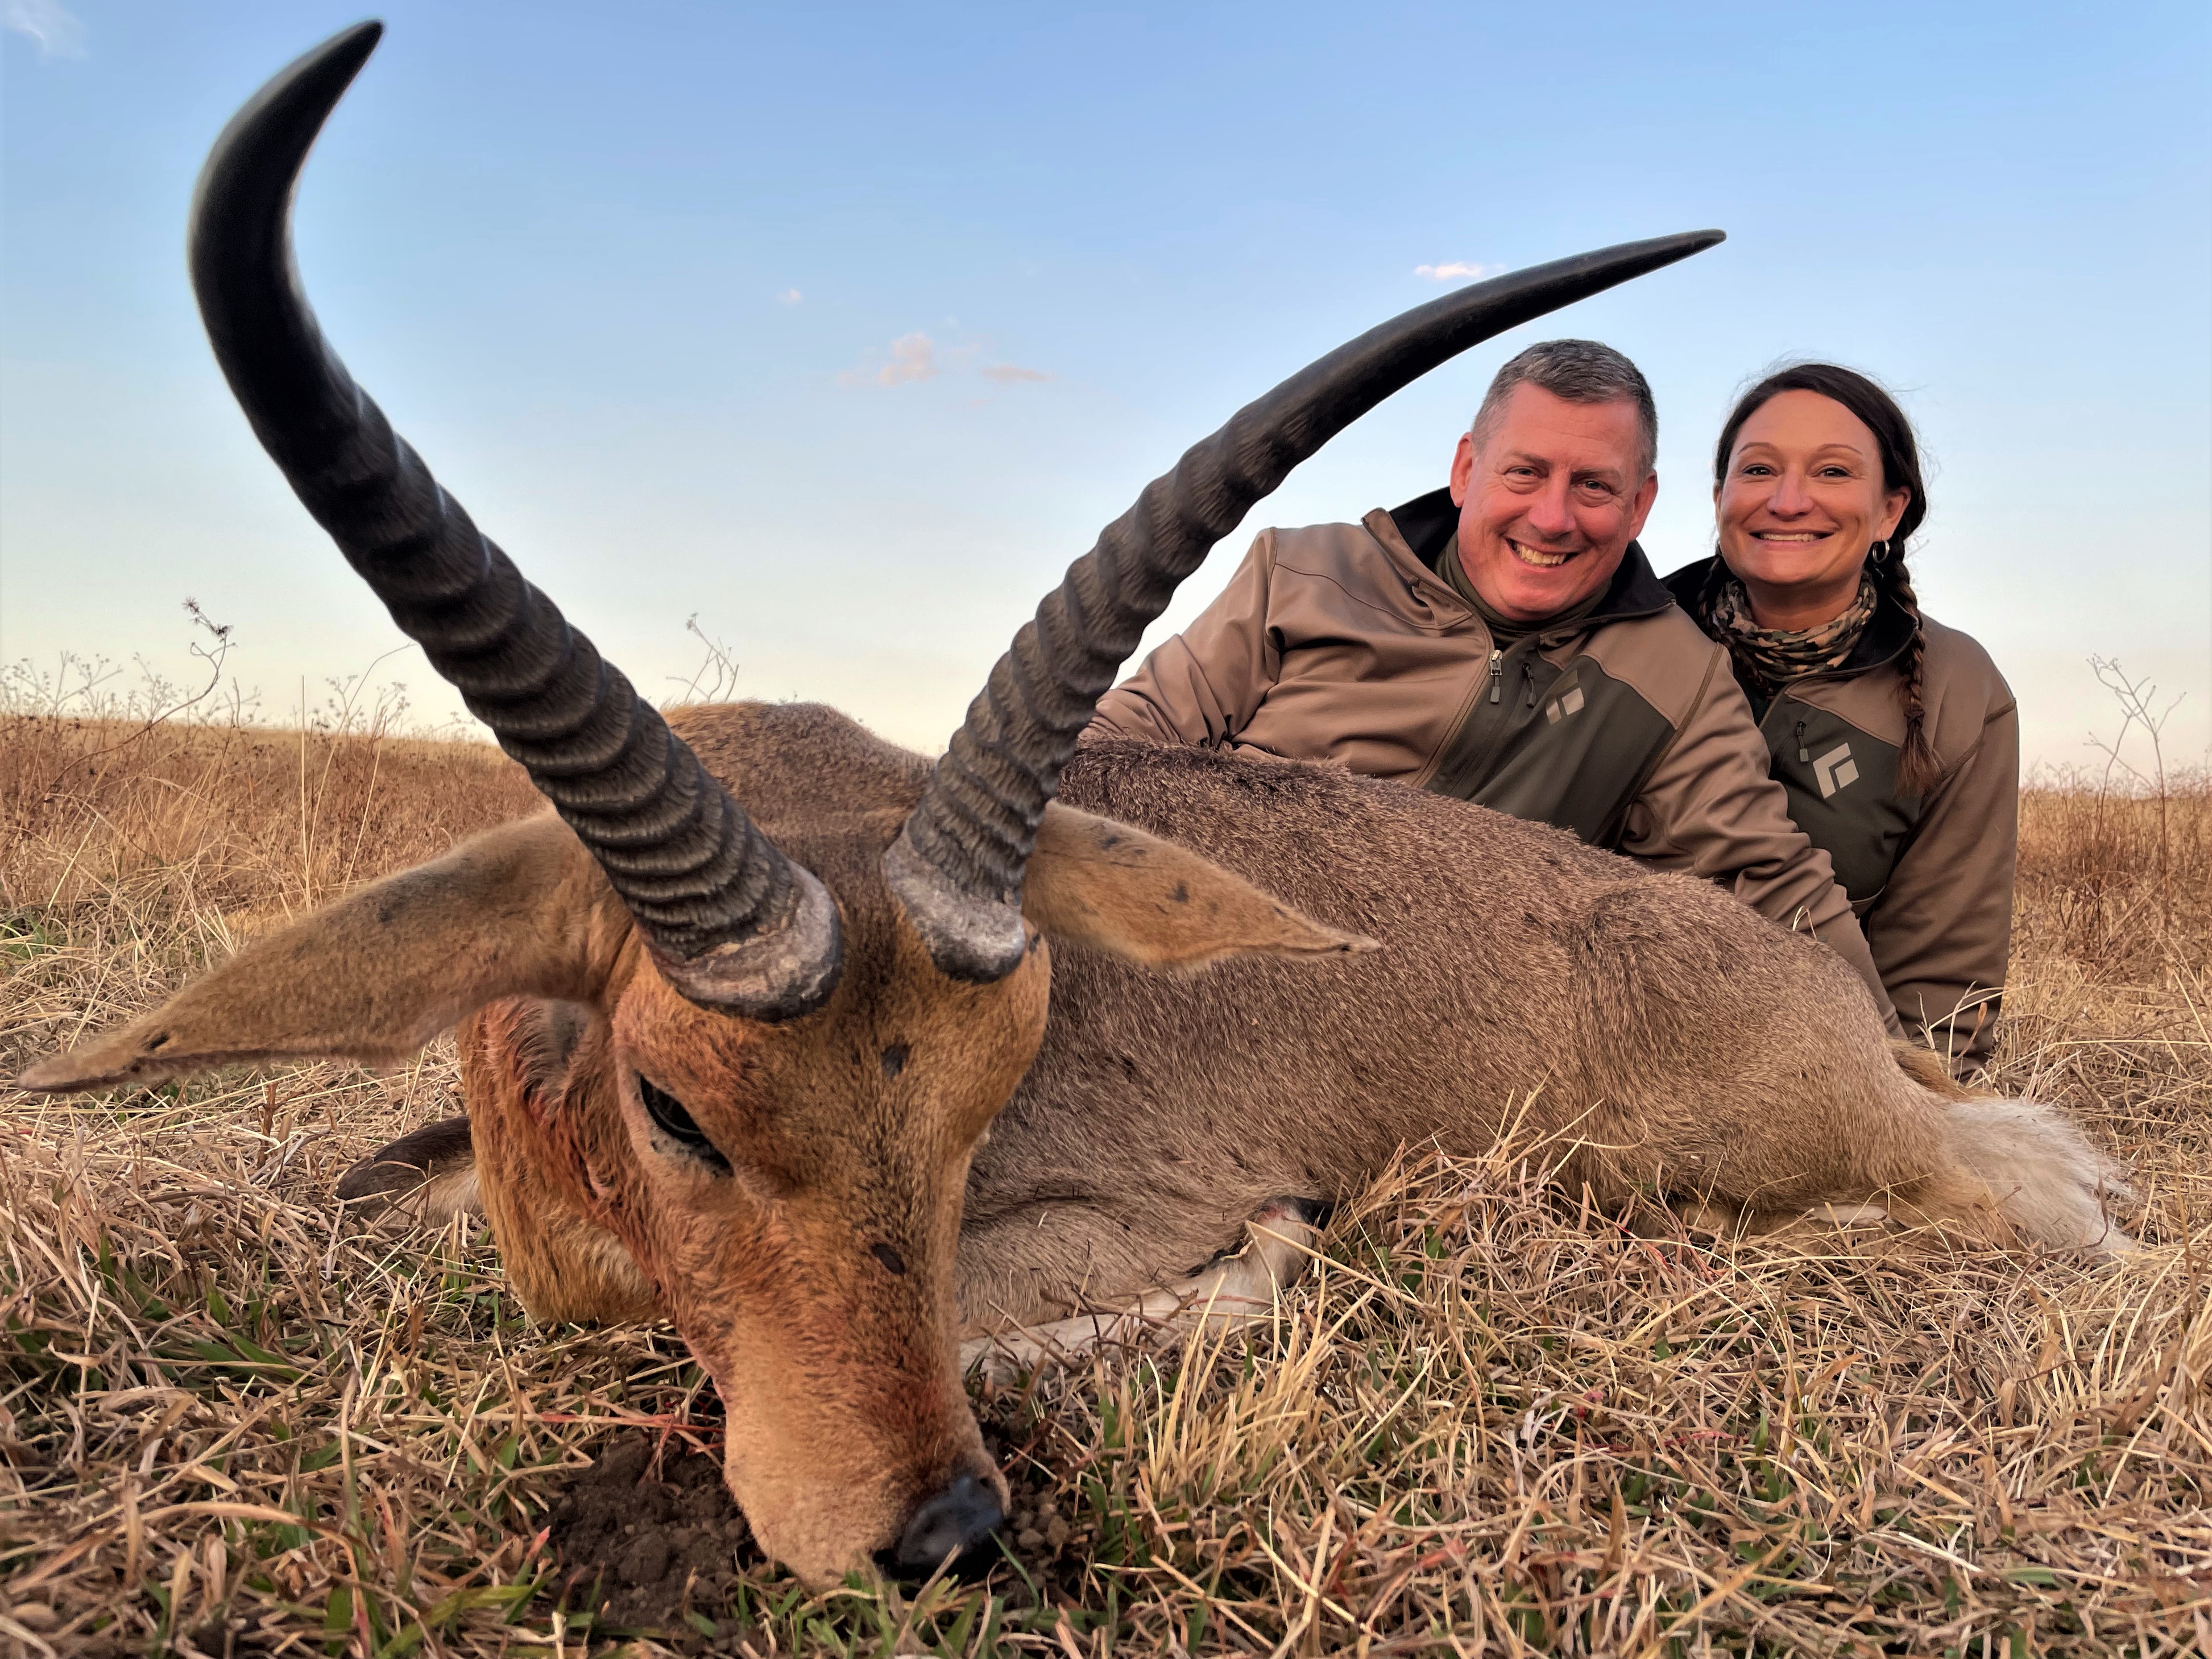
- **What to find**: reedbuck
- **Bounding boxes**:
[18,25,2128,1586]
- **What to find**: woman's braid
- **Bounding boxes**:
[1879,551,1942,797]
[1694,553,1730,632]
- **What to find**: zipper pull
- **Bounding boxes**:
[1795,719,1809,763]
[1489,648,1502,704]
[1525,662,1538,707]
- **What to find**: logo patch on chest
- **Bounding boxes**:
[1544,685,1585,724]
[1813,741,1860,799]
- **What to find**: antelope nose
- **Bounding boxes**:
[889,1474,1003,1575]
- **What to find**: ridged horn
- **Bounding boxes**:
[189,23,840,1019]
[888,229,1726,980]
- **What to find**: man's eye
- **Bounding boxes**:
[637,1075,732,1173]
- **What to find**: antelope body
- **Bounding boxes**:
[17,24,2128,1587]
[431,710,2127,1332]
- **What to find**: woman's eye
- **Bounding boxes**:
[637,1075,732,1173]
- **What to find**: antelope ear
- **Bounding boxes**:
[1021,803,1376,968]
[336,1115,482,1223]
[15,814,629,1094]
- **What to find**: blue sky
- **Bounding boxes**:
[5,0,2208,769]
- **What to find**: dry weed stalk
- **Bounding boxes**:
[2,711,2207,1656]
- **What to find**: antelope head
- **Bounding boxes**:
[14,23,1721,1583]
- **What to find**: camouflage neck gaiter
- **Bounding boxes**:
[1706,571,1878,692]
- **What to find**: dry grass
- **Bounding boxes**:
[2,709,2207,1657]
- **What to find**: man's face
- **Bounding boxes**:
[1448,383,1658,623]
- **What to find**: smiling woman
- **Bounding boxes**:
[1667,364,2020,1075]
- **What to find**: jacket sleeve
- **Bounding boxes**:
[1619,642,1903,1030]
[1864,700,2018,1075]
[1086,531,1281,747]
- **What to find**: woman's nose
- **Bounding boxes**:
[1768,469,1813,514]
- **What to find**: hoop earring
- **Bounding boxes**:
[1868,539,1890,566]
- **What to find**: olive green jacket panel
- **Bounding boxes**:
[1772,617,2019,1069]
[1090,504,1896,1024]
[1422,640,1676,848]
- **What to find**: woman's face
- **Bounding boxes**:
[1714,390,1909,612]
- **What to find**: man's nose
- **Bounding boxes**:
[1525,476,1579,538]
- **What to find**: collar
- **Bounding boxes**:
[1660,554,1917,677]
[1387,487,1674,635]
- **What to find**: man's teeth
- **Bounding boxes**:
[1510,542,1572,568]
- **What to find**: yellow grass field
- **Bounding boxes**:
[2,703,2207,1657]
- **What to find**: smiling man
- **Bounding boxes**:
[1089,339,1899,1019]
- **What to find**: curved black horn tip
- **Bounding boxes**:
[214,19,384,151]
[1515,226,1725,297]
[1650,227,1725,263]
[264,19,386,101]
[1593,226,1725,287]
[189,20,384,258]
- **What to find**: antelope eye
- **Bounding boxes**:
[636,1075,731,1174]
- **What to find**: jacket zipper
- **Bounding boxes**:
[1488,648,1503,704]
[1795,719,1809,762]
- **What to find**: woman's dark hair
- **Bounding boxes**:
[1705,362,1939,795]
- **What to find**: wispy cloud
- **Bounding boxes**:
[839,331,1051,391]
[839,330,944,387]
[777,288,803,305]
[876,331,938,385]
[1415,260,1505,283]
[5,0,85,57]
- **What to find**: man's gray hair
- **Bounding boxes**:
[1470,339,1658,479]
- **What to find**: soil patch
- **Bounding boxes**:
[545,1421,1080,1639]
[546,1432,762,1639]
